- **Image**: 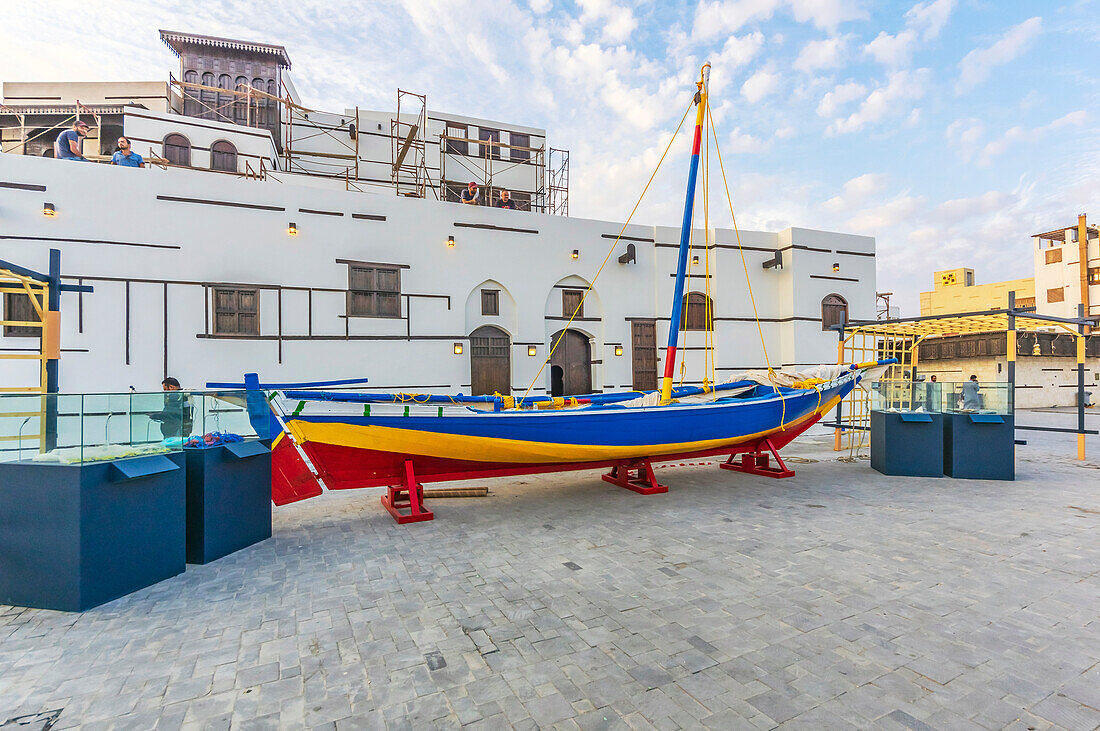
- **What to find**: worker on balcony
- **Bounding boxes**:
[496,189,517,210]
[460,181,480,205]
[55,120,91,161]
[111,136,145,168]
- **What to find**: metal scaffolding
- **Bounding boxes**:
[392,89,428,198]
[548,147,570,216]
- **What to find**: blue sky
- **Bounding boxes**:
[3,0,1097,313]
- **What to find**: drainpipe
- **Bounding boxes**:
[1078,213,1090,334]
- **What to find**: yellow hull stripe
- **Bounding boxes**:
[287,395,840,464]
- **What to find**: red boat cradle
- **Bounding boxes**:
[719,438,795,479]
[380,460,435,524]
[601,458,669,494]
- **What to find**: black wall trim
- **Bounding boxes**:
[0,235,180,251]
[351,213,387,221]
[454,221,539,234]
[835,249,875,257]
[655,315,823,323]
[810,274,859,282]
[299,208,344,217]
[779,244,831,254]
[0,181,46,192]
[545,315,601,322]
[654,242,776,254]
[602,233,654,243]
[156,195,285,212]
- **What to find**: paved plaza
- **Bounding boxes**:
[2,425,1099,730]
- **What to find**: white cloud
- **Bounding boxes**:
[933,191,1016,225]
[827,69,929,134]
[816,80,865,117]
[691,0,865,41]
[824,172,888,211]
[863,0,954,67]
[707,32,766,96]
[576,0,639,44]
[977,110,1087,165]
[845,194,926,232]
[956,16,1042,94]
[945,117,984,161]
[794,35,848,72]
[529,0,551,12]
[906,0,954,40]
[741,69,782,103]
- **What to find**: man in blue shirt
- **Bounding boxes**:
[55,120,91,161]
[111,136,144,168]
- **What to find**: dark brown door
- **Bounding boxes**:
[631,320,657,391]
[470,325,511,395]
[550,329,591,396]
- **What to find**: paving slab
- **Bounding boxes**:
[1,433,1098,728]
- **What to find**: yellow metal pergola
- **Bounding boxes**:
[834,305,1094,460]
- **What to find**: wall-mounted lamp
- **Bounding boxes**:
[43,202,56,217]
[571,249,579,260]
[287,222,298,236]
[453,343,464,355]
[692,255,700,266]
[528,345,537,356]
[614,345,624,356]
[832,262,840,272]
[447,235,455,248]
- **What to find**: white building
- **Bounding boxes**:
[0,30,876,397]
[1032,217,1100,319]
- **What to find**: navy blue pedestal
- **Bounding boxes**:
[944,413,1015,480]
[185,441,272,565]
[871,411,944,477]
[0,453,186,612]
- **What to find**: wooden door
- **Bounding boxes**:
[550,329,591,396]
[470,325,511,396]
[631,320,657,392]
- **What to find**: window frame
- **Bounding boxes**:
[681,291,715,332]
[481,289,500,316]
[210,139,238,172]
[346,264,402,319]
[445,122,469,156]
[478,127,501,160]
[163,133,191,167]
[820,293,848,332]
[562,289,584,318]
[3,293,39,338]
[212,286,260,336]
[510,132,530,162]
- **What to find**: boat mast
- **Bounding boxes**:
[660,63,710,405]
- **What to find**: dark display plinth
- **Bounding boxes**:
[0,453,186,611]
[870,411,944,477]
[944,413,1015,480]
[185,441,272,565]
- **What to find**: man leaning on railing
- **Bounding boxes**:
[55,120,91,162]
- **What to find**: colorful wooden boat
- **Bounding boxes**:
[250,65,893,522]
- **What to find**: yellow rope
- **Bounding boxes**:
[705,92,786,427]
[518,98,696,407]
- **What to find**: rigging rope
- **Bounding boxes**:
[517,97,696,407]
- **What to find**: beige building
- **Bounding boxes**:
[1033,216,1100,319]
[919,267,1034,316]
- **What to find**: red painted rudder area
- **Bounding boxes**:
[271,435,324,505]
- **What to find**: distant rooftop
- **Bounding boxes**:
[159,30,291,68]
[1032,224,1099,241]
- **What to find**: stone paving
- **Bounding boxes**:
[2,430,1099,730]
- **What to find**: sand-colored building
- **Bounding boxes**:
[919,267,1035,316]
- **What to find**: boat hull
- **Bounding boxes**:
[277,378,853,493]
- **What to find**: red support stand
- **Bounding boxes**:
[602,458,669,494]
[720,438,795,479]
[381,459,435,524]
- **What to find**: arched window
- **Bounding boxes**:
[233,76,249,125]
[266,79,277,96]
[252,78,265,90]
[210,140,237,172]
[201,72,214,87]
[183,70,198,84]
[218,74,231,90]
[163,133,191,166]
[821,294,848,331]
[680,292,714,331]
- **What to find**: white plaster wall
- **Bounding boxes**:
[123,108,279,173]
[0,152,876,396]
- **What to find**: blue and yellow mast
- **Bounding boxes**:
[660,63,710,405]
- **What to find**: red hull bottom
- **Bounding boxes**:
[272,415,822,520]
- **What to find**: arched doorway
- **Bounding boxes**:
[470,325,510,396]
[550,329,591,396]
